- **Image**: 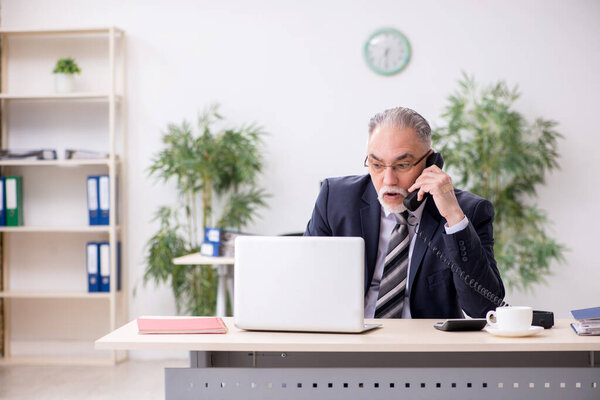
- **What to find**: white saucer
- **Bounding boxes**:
[485,325,544,337]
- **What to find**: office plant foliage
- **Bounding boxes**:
[143,104,269,315]
[432,74,565,290]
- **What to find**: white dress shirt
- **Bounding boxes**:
[364,199,469,318]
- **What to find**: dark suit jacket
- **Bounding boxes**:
[304,174,505,318]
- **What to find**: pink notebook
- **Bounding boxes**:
[137,316,228,334]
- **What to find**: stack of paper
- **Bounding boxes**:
[570,306,600,336]
[0,148,57,160]
[65,149,109,159]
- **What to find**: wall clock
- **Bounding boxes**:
[364,28,411,76]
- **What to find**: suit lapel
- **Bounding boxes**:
[408,198,443,297]
[360,182,381,294]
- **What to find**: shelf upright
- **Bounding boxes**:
[1,24,11,362]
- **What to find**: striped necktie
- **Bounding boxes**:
[375,211,410,318]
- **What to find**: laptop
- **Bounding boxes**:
[234,236,381,333]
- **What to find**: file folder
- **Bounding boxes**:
[200,241,220,257]
[87,176,100,225]
[5,176,23,226]
[0,177,5,226]
[99,242,110,292]
[205,227,221,243]
[571,307,600,322]
[99,241,121,292]
[86,242,100,292]
[98,175,110,225]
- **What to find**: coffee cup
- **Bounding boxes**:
[486,306,533,331]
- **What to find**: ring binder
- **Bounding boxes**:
[86,242,100,292]
[98,175,110,225]
[87,175,100,225]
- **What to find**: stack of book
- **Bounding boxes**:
[220,230,247,257]
[570,306,600,336]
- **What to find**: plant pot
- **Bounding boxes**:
[54,73,76,93]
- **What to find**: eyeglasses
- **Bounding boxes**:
[364,150,431,174]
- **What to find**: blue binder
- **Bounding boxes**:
[98,175,110,225]
[99,241,121,292]
[205,227,221,243]
[201,227,221,256]
[571,307,600,321]
[87,176,100,225]
[200,241,220,257]
[86,242,100,292]
[99,242,110,292]
[0,177,5,226]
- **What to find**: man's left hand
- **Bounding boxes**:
[408,165,465,227]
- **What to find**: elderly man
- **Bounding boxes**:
[305,107,504,318]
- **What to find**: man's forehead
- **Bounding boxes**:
[368,129,422,147]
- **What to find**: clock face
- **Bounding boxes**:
[364,28,411,76]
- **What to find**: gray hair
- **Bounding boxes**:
[368,107,431,144]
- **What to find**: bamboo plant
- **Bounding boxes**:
[143,104,269,315]
[432,74,566,290]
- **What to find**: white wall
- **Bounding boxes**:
[3,0,600,357]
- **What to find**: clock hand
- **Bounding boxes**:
[383,48,390,69]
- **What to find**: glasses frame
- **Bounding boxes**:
[364,149,432,174]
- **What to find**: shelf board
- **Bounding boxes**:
[0,92,121,101]
[0,226,117,233]
[0,158,115,167]
[0,355,119,366]
[0,26,123,35]
[0,291,111,299]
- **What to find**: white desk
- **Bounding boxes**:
[172,254,234,316]
[97,318,600,399]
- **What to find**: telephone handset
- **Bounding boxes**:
[403,152,444,212]
[402,151,509,308]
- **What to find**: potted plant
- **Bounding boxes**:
[432,74,566,290]
[142,104,269,316]
[52,57,81,93]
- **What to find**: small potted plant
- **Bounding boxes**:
[52,57,81,93]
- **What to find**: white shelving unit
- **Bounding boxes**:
[0,27,127,365]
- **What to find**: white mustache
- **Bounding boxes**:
[377,186,409,214]
[379,186,408,197]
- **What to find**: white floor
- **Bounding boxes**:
[0,359,188,400]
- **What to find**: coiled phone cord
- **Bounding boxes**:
[416,230,509,308]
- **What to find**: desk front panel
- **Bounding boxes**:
[166,366,600,400]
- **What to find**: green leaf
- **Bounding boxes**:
[53,57,81,74]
